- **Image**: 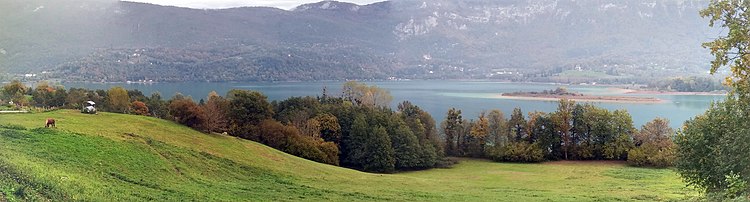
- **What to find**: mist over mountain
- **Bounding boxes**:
[0,0,716,82]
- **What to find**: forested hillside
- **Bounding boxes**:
[1,0,716,82]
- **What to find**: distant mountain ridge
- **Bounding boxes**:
[0,0,716,82]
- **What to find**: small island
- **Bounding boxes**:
[500,87,664,103]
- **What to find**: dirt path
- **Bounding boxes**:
[0,111,29,114]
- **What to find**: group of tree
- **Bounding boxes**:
[442,99,676,166]
[647,76,726,92]
[5,81,170,120]
[673,0,750,200]
[1,80,65,108]
[263,81,444,172]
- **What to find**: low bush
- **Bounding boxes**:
[627,143,675,168]
[488,142,544,163]
[256,120,339,166]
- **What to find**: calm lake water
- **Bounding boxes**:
[63,80,724,129]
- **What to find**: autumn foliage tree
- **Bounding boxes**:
[131,100,149,116]
[168,96,206,131]
[202,91,229,133]
[342,81,393,108]
[628,118,675,167]
[256,120,339,165]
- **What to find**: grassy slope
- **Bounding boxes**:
[0,110,696,201]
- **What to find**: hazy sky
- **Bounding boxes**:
[123,0,385,10]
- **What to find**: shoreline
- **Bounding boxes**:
[497,94,666,104]
[620,88,726,96]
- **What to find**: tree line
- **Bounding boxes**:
[3,80,677,172]
[647,76,726,92]
[441,99,676,167]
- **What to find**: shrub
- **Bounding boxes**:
[627,117,675,168]
[489,142,544,163]
[256,120,339,165]
[168,98,207,132]
[131,101,149,116]
[627,143,675,168]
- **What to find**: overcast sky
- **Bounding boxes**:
[123,0,385,10]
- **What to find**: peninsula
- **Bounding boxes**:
[500,87,665,103]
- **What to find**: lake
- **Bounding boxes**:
[63,80,724,129]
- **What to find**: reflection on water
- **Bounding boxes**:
[63,81,722,129]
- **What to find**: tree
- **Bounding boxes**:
[107,86,130,113]
[226,89,274,138]
[342,81,393,108]
[365,126,396,173]
[131,101,149,116]
[127,89,148,102]
[701,0,750,98]
[442,108,462,156]
[30,82,66,108]
[2,80,26,98]
[468,112,489,157]
[273,96,321,126]
[10,91,28,107]
[604,110,635,160]
[3,80,27,107]
[343,115,395,173]
[203,91,229,133]
[628,118,675,167]
[389,119,422,169]
[457,119,473,156]
[147,92,168,119]
[508,108,526,142]
[531,113,560,160]
[315,113,341,144]
[586,105,615,160]
[32,82,54,107]
[398,101,441,166]
[65,88,88,109]
[525,111,546,143]
[570,104,591,159]
[676,1,750,198]
[552,99,575,159]
[168,96,206,131]
[677,98,750,196]
[634,117,673,147]
[487,109,508,148]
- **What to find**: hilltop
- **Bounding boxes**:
[0,110,694,201]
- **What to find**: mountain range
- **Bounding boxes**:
[0,0,717,82]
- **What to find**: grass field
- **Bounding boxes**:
[0,110,697,201]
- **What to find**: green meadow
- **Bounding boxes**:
[0,110,696,201]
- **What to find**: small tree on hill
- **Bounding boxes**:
[131,101,149,116]
[107,87,130,113]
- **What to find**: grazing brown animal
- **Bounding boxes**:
[45,118,56,128]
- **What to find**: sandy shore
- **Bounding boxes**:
[497,94,666,104]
